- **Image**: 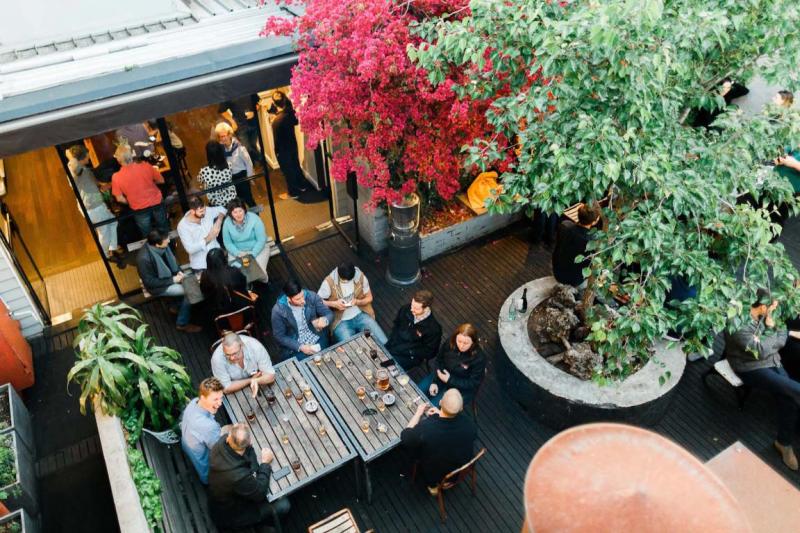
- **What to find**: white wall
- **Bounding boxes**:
[0,238,44,338]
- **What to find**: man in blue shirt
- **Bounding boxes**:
[181,377,228,484]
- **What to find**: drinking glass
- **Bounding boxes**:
[364,368,373,381]
[294,389,304,405]
[369,349,378,360]
[246,409,256,422]
[356,386,366,400]
[283,386,293,399]
[377,423,387,433]
[313,354,322,366]
[242,256,251,267]
[397,374,410,387]
[265,389,276,405]
[335,357,344,369]
[377,398,385,412]
[281,412,290,424]
[302,383,312,399]
[376,369,390,391]
[318,425,327,437]
[323,353,332,364]
[281,433,289,444]
[360,418,370,433]
[364,329,372,339]
[290,458,301,471]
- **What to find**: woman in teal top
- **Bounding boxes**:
[222,198,269,282]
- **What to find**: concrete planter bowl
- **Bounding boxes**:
[498,277,686,430]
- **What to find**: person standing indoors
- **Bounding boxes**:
[386,290,442,371]
[197,141,237,208]
[66,145,124,264]
[222,198,270,283]
[725,288,800,471]
[111,144,169,237]
[177,197,226,272]
[318,261,388,344]
[214,122,257,209]
[271,279,332,361]
[419,323,486,408]
[269,91,308,200]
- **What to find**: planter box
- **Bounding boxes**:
[420,211,521,261]
[0,433,37,517]
[498,277,686,430]
[0,509,38,533]
[0,384,33,457]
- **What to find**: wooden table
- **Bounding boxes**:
[706,441,800,532]
[223,358,357,502]
[300,333,427,503]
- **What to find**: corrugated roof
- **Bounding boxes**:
[0,0,292,101]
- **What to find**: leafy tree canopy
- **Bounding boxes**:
[412,0,800,379]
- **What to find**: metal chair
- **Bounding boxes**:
[214,305,259,339]
[412,447,487,523]
[142,428,180,445]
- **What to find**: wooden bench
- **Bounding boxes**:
[140,432,217,533]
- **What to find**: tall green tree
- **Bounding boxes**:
[412,0,800,379]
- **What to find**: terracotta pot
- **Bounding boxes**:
[523,423,751,532]
[0,500,8,517]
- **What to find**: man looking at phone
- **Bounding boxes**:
[725,288,800,471]
[271,279,333,360]
[318,261,388,344]
[177,196,226,271]
[210,332,275,395]
[208,424,290,530]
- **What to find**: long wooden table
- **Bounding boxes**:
[300,333,427,503]
[223,358,357,502]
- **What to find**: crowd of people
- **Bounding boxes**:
[176,268,483,530]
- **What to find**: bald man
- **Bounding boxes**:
[208,423,290,530]
[401,389,477,493]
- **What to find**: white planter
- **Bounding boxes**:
[420,211,521,261]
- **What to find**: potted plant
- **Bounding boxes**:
[0,433,37,517]
[0,385,32,457]
[0,508,36,533]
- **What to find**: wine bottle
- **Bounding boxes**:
[519,288,528,313]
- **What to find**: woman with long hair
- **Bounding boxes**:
[199,248,251,317]
[419,323,486,408]
[197,140,237,207]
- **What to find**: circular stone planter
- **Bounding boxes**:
[498,277,686,430]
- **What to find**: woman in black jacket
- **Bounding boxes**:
[200,248,251,317]
[419,323,486,408]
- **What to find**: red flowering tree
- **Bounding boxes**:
[262,0,493,205]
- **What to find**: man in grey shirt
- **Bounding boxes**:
[725,288,800,471]
[210,332,275,395]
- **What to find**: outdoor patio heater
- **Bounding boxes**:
[386,193,421,286]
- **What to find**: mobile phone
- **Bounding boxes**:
[272,465,291,481]
[379,360,395,369]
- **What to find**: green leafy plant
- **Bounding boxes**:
[0,515,22,533]
[0,434,19,503]
[69,303,191,435]
[413,0,800,380]
[127,447,163,531]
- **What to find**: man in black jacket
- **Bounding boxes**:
[552,203,600,287]
[208,424,290,531]
[386,290,442,370]
[401,389,477,493]
[136,230,201,333]
[269,91,308,200]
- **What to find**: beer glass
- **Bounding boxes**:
[360,418,370,433]
[364,368,373,381]
[356,386,366,400]
[376,369,390,391]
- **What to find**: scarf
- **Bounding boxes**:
[147,245,179,280]
[223,139,241,158]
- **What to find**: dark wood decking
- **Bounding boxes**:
[30,218,800,533]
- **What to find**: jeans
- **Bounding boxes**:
[86,204,118,255]
[133,204,169,238]
[738,365,800,446]
[232,170,256,207]
[333,312,388,344]
[162,283,192,327]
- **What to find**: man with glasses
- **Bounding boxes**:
[210,332,275,395]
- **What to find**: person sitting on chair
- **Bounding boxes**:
[419,323,486,408]
[177,196,226,272]
[222,198,270,283]
[136,230,201,333]
[200,248,253,318]
[181,377,229,484]
[211,332,275,395]
[271,279,332,361]
[725,288,800,471]
[401,389,477,495]
[386,290,442,370]
[318,261,388,344]
[208,424,290,531]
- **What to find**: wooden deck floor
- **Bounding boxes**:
[30,218,800,533]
